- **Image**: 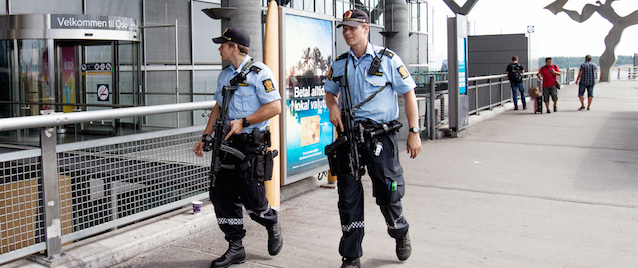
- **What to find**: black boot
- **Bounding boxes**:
[396,232,411,261]
[211,240,246,268]
[267,221,283,256]
[340,257,360,268]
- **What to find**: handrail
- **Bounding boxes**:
[0,101,216,132]
[467,72,539,82]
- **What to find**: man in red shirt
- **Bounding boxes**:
[537,57,561,113]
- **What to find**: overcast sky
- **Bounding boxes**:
[429,0,638,66]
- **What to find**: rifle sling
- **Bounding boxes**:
[354,82,391,109]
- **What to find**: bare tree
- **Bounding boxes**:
[545,0,638,82]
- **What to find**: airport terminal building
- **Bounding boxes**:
[0,0,429,145]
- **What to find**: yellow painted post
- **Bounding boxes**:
[326,170,337,186]
[264,0,281,208]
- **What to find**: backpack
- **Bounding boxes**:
[510,63,523,82]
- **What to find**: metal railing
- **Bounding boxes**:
[0,101,215,265]
[467,72,540,114]
[615,67,638,80]
[414,72,542,139]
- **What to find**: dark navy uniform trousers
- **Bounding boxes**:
[337,131,409,258]
[209,140,277,242]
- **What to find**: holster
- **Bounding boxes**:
[252,149,278,181]
[325,136,359,176]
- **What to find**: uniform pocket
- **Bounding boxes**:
[372,165,405,204]
[237,87,256,111]
[364,75,388,94]
[383,165,404,186]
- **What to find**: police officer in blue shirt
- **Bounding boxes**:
[193,27,283,268]
[325,9,422,268]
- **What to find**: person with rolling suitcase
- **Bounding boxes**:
[537,57,561,113]
[528,86,543,114]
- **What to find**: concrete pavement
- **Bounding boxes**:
[7,80,638,268]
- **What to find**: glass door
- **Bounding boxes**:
[79,42,117,135]
[55,40,141,139]
[115,41,141,135]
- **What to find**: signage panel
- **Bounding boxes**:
[51,14,138,32]
[281,9,334,184]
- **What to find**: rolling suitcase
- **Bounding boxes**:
[534,96,543,114]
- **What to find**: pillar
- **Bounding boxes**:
[383,0,410,61]
[222,0,263,61]
[383,0,410,139]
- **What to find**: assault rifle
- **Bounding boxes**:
[203,85,246,187]
[324,76,366,180]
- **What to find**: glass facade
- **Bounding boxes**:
[192,1,222,64]
[9,0,82,14]
[0,41,11,118]
[18,40,50,116]
[86,0,142,20]
[144,0,192,65]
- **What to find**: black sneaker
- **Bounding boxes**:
[546,109,551,114]
[578,106,586,111]
[340,257,360,268]
[554,106,557,112]
[514,107,519,110]
[396,232,412,261]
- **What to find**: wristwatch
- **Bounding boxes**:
[242,117,250,127]
[409,126,420,133]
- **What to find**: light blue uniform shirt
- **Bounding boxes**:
[215,56,281,133]
[324,43,416,123]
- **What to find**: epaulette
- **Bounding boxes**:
[249,65,261,74]
[335,52,349,61]
[378,48,394,58]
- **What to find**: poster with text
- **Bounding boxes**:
[61,46,76,113]
[283,13,333,182]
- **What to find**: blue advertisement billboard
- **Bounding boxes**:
[458,38,467,94]
[281,11,334,184]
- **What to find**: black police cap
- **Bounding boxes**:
[212,27,250,48]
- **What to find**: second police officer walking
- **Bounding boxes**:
[193,27,283,268]
[324,9,422,268]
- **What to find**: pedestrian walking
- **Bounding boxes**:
[537,57,561,113]
[324,9,422,268]
[575,54,597,111]
[193,27,283,268]
[506,56,527,110]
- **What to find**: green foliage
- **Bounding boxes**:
[538,55,635,69]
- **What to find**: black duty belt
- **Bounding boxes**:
[230,132,266,144]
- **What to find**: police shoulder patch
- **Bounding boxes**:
[262,79,276,93]
[397,65,409,80]
[335,52,349,61]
